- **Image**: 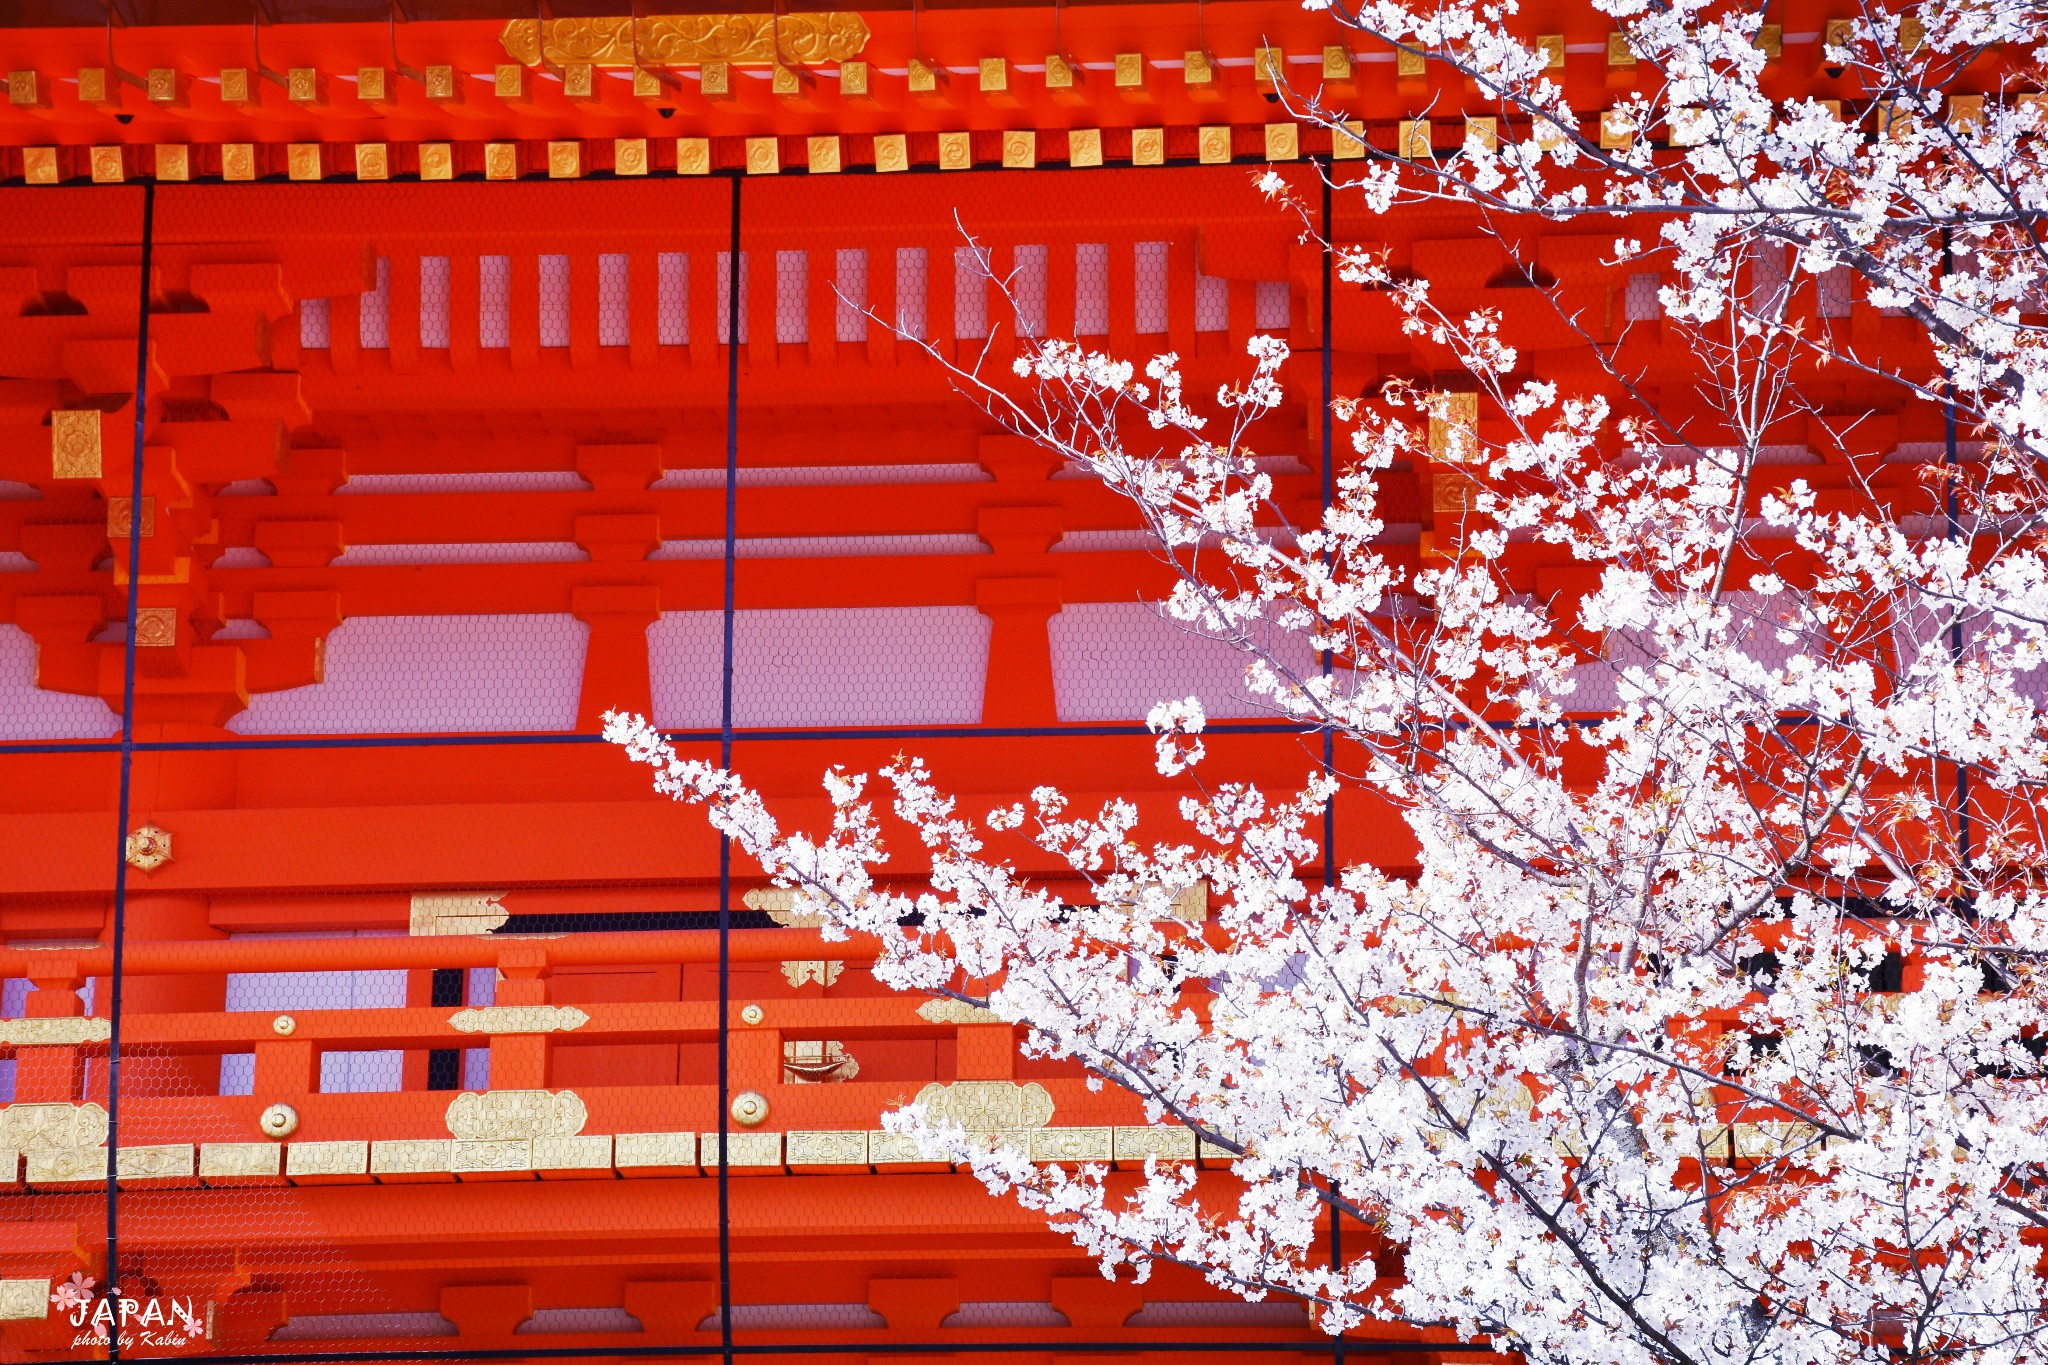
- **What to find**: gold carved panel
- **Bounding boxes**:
[0,1018,110,1047]
[786,1130,867,1165]
[445,1088,587,1140]
[500,14,868,68]
[615,1131,696,1172]
[50,410,102,480]
[1113,1125,1197,1161]
[410,890,509,936]
[452,1138,531,1173]
[534,1134,611,1170]
[26,1146,101,1184]
[697,1131,780,1167]
[286,1140,368,1179]
[199,1142,282,1179]
[1,1102,108,1152]
[448,1005,588,1035]
[116,1144,194,1181]
[0,1280,49,1321]
[1030,1126,1112,1162]
[371,1139,452,1178]
[912,1080,1054,1131]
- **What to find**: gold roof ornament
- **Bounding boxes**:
[500,14,868,68]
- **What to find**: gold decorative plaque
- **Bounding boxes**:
[445,1088,587,1140]
[912,1080,1054,1131]
[288,144,322,181]
[1264,123,1300,162]
[779,960,842,989]
[745,137,779,175]
[0,1102,108,1152]
[676,138,712,175]
[937,132,972,169]
[116,1143,195,1181]
[484,142,518,180]
[50,410,102,479]
[420,143,453,181]
[410,890,508,936]
[355,143,388,180]
[134,608,179,649]
[0,1280,50,1321]
[286,1140,368,1179]
[1130,128,1165,167]
[1112,1125,1197,1161]
[156,145,190,182]
[1068,129,1102,168]
[548,141,581,179]
[199,1142,282,1179]
[1198,126,1231,164]
[22,147,58,185]
[1002,130,1035,169]
[807,136,841,174]
[90,146,124,184]
[0,1018,111,1047]
[1030,1126,1112,1162]
[222,143,256,182]
[448,1005,589,1035]
[500,14,868,68]
[873,134,908,173]
[615,138,648,175]
[786,1130,867,1165]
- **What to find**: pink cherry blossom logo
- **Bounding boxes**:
[49,1273,93,1314]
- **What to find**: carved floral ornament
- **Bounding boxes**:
[448,1005,588,1035]
[912,1080,1055,1131]
[499,14,868,68]
[0,1102,109,1152]
[445,1088,587,1141]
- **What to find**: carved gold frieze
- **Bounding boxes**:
[1030,1126,1112,1162]
[1,1102,108,1152]
[1113,1125,1197,1161]
[500,14,867,68]
[448,1005,588,1035]
[0,1018,110,1047]
[867,1130,929,1164]
[786,1130,867,1166]
[370,1139,452,1178]
[410,890,509,936]
[50,410,102,479]
[286,1140,368,1180]
[199,1142,282,1179]
[116,1143,195,1182]
[697,1130,780,1167]
[615,1131,696,1173]
[26,1146,101,1184]
[915,997,1001,1025]
[134,609,178,649]
[0,1280,49,1321]
[452,1138,531,1174]
[912,1080,1054,1131]
[446,1088,587,1140]
[535,1134,612,1170]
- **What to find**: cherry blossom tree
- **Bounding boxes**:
[613,4,2048,1364]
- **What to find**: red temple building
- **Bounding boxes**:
[0,0,1980,1358]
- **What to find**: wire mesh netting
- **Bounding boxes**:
[0,166,1370,1365]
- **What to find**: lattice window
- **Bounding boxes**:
[1195,273,1227,332]
[538,253,571,348]
[717,250,749,345]
[420,256,450,348]
[359,256,391,349]
[835,248,867,342]
[1134,242,1169,334]
[299,296,331,349]
[1075,243,1109,335]
[955,246,990,340]
[1255,279,1290,330]
[896,247,927,341]
[1819,265,1854,318]
[1625,271,1661,321]
[1013,244,1048,339]
[598,253,629,347]
[776,249,808,345]
[657,252,688,345]
[480,254,511,348]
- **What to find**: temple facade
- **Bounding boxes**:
[0,0,1979,1357]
